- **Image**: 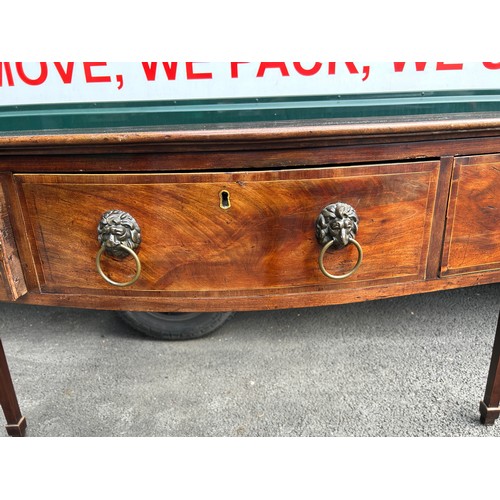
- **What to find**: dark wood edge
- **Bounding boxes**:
[13,272,500,313]
[480,311,500,425]
[0,339,26,437]
[425,157,454,279]
[5,416,27,437]
[0,175,28,299]
[1,174,42,293]
[1,113,500,149]
[479,401,500,425]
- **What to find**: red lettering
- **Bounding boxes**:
[186,62,212,80]
[141,62,180,80]
[143,62,178,80]
[161,62,178,80]
[394,62,428,72]
[116,74,124,90]
[395,62,463,72]
[436,62,463,71]
[16,62,48,85]
[345,62,360,74]
[483,62,500,69]
[343,63,370,81]
[83,62,112,83]
[0,62,15,86]
[293,62,322,76]
[256,62,290,77]
[230,62,249,78]
[54,62,74,84]
[142,62,157,81]
[328,62,370,81]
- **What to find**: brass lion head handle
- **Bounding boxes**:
[96,210,142,287]
[315,202,363,280]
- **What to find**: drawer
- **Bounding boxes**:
[0,176,27,301]
[16,161,439,297]
[441,155,500,276]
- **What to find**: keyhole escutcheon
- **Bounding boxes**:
[219,190,231,209]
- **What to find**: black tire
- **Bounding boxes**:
[117,311,234,340]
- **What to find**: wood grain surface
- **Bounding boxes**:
[0,175,27,301]
[16,161,439,303]
[0,116,498,312]
[441,155,500,276]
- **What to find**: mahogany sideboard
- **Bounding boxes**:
[0,111,499,434]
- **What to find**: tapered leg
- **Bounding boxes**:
[0,339,26,436]
[480,311,500,425]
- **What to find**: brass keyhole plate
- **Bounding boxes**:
[219,190,231,209]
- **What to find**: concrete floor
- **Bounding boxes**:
[1,283,499,437]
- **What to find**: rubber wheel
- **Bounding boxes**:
[117,311,234,340]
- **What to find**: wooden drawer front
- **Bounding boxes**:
[0,176,27,301]
[441,155,500,276]
[16,162,439,295]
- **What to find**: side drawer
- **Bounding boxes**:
[0,175,27,301]
[16,161,439,297]
[441,155,500,276]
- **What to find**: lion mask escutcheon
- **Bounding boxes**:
[315,202,359,249]
[97,209,141,259]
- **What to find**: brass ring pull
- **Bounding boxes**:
[318,237,363,280]
[96,209,142,287]
[96,243,142,287]
[315,202,363,281]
